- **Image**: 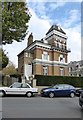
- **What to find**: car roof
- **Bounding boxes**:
[55,84,73,86]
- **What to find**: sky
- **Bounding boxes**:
[3,1,82,67]
[81,1,83,60]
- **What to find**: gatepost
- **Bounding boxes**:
[32,79,36,88]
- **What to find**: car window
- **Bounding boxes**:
[22,83,30,88]
[64,85,70,89]
[53,85,64,89]
[69,85,74,89]
[53,85,58,89]
[63,85,74,89]
[58,86,64,89]
[10,83,21,88]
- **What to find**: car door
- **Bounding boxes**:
[56,85,70,96]
[6,82,22,95]
[54,85,64,96]
[63,85,71,96]
[20,83,31,95]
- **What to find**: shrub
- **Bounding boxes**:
[35,75,83,88]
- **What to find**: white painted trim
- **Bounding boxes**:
[27,41,51,50]
[46,30,67,39]
[43,51,48,54]
[33,58,68,65]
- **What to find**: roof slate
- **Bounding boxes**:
[46,25,66,35]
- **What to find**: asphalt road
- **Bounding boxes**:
[0,98,2,120]
[1,96,83,119]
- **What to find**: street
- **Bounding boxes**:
[0,98,2,120]
[0,96,83,119]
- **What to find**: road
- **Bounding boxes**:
[0,96,83,119]
[0,98,2,120]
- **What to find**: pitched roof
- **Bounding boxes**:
[46,25,66,35]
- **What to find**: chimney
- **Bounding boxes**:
[27,33,33,46]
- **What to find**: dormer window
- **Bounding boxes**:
[61,44,63,49]
[25,53,28,57]
[25,52,31,57]
[59,42,62,48]
[56,41,59,48]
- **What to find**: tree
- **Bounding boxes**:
[2,2,31,44]
[0,49,9,70]
[2,61,17,75]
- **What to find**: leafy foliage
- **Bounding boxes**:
[0,49,9,69]
[2,62,17,75]
[2,2,31,44]
[35,75,83,87]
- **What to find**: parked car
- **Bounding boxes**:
[76,88,83,97]
[41,84,76,98]
[0,82,38,97]
[79,92,83,107]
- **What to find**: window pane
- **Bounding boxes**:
[22,83,30,88]
[42,51,48,60]
[43,66,48,75]
[60,68,64,76]
[12,83,21,88]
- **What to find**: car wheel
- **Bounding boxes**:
[26,92,32,97]
[0,91,5,97]
[49,92,55,98]
[70,92,75,98]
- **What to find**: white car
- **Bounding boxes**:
[0,82,38,97]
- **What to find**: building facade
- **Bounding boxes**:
[68,60,83,76]
[18,25,70,79]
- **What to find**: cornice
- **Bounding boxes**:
[32,59,68,67]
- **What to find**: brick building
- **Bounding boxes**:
[68,60,83,76]
[18,25,70,79]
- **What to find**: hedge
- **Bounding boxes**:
[35,75,83,88]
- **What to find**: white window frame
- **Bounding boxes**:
[60,68,64,76]
[25,53,28,57]
[59,54,65,63]
[43,66,48,75]
[42,51,48,60]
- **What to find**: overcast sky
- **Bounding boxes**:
[3,1,82,67]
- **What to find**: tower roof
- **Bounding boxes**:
[46,25,66,35]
